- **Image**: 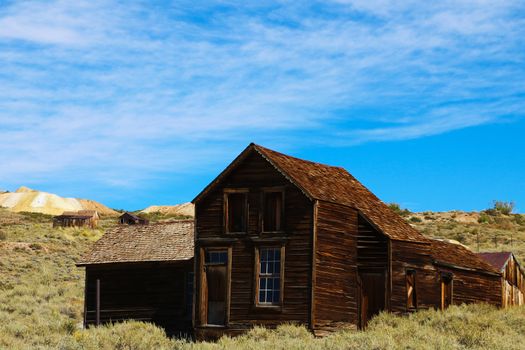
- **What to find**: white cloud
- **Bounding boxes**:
[0,0,523,190]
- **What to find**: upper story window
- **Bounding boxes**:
[406,269,417,310]
[262,190,284,232]
[224,190,248,233]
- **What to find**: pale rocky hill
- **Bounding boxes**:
[140,202,194,217]
[0,186,118,216]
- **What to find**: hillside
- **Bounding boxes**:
[0,207,524,349]
[0,187,118,216]
[140,202,194,217]
[405,210,525,265]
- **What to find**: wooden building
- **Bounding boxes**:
[53,210,99,228]
[431,240,501,309]
[191,143,503,339]
[77,220,194,336]
[477,252,525,307]
[119,212,149,225]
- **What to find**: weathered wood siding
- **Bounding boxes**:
[435,267,502,307]
[313,201,358,334]
[357,215,388,272]
[502,256,525,306]
[85,261,193,336]
[390,240,438,312]
[195,151,313,335]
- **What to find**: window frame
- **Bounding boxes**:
[223,189,249,234]
[253,245,285,309]
[260,187,285,234]
[406,269,417,310]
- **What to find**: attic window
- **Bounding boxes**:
[225,190,248,233]
[406,269,417,310]
[263,191,284,232]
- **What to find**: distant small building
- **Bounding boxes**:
[119,212,149,225]
[477,252,525,307]
[53,210,99,228]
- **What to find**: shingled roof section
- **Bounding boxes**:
[431,239,500,275]
[77,220,194,266]
[476,252,513,271]
[251,144,429,243]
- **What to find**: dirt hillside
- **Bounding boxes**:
[0,187,118,216]
[140,202,194,217]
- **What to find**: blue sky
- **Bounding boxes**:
[0,0,524,212]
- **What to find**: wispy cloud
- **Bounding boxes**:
[0,0,524,199]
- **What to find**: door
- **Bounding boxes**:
[204,250,228,325]
[441,275,452,310]
[359,271,385,328]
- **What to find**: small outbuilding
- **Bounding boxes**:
[77,220,194,336]
[119,212,149,225]
[53,210,99,228]
[477,252,525,307]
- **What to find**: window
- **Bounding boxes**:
[263,191,284,232]
[225,191,247,233]
[441,274,453,310]
[256,247,284,306]
[406,270,417,310]
[206,251,228,264]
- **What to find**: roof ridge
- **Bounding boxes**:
[252,143,345,170]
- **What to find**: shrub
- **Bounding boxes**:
[388,203,411,217]
[492,201,515,215]
[478,213,490,224]
[0,229,6,241]
[513,214,525,226]
[410,216,422,223]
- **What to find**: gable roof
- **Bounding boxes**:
[56,210,98,219]
[193,143,428,243]
[77,220,194,266]
[431,239,500,275]
[120,212,141,220]
[476,252,513,271]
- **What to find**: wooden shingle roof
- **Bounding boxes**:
[431,239,500,275]
[194,143,428,243]
[77,220,194,266]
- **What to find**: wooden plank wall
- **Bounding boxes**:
[390,240,439,312]
[313,201,358,334]
[194,151,313,332]
[436,267,502,307]
[357,215,388,271]
[502,256,525,306]
[85,261,193,336]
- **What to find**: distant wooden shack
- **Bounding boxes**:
[53,210,99,228]
[478,252,525,306]
[77,220,194,336]
[119,212,149,225]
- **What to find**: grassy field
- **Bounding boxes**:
[0,207,524,349]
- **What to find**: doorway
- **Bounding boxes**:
[358,271,386,328]
[204,250,229,325]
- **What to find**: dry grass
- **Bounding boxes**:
[1,208,524,349]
